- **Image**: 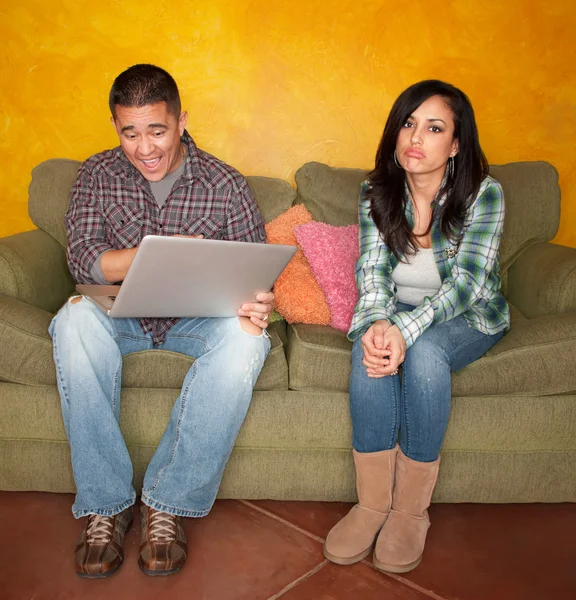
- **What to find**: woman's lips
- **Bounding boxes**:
[405,149,425,159]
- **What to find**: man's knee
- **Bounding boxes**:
[53,296,112,341]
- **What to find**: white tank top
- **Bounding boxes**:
[391,247,442,306]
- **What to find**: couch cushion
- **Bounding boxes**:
[489,162,560,272]
[0,296,288,391]
[27,160,296,248]
[122,320,288,390]
[286,305,576,396]
[452,310,576,397]
[287,323,352,391]
[294,162,367,226]
[245,176,297,223]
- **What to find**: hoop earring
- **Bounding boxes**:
[447,156,455,178]
[393,151,402,169]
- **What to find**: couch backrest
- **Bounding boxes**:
[294,160,561,272]
[29,159,81,247]
[28,158,297,247]
[29,157,561,273]
[489,162,560,270]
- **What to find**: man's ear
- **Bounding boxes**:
[178,111,188,136]
[451,138,459,157]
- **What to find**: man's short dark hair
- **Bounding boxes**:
[109,64,181,118]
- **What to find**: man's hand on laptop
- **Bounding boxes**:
[238,292,275,330]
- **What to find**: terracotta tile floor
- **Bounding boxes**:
[0,492,574,599]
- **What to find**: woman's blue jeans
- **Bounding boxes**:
[350,303,504,462]
[49,296,270,519]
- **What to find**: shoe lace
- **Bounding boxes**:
[149,510,177,542]
[86,514,114,543]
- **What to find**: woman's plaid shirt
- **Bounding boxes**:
[348,176,510,347]
[65,131,266,345]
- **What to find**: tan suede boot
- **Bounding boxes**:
[323,446,398,565]
[373,450,440,573]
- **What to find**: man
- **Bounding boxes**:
[49,64,274,578]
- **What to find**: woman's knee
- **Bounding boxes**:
[405,333,448,367]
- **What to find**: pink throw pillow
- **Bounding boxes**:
[295,222,359,332]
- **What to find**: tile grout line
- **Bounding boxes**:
[265,560,329,600]
[360,559,450,600]
[239,500,326,544]
[240,501,449,600]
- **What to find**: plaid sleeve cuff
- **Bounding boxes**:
[348,307,395,341]
[388,303,434,348]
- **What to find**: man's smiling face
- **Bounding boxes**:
[112,101,187,182]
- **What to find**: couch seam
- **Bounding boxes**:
[287,384,576,398]
[0,250,22,298]
[2,440,574,454]
[3,440,573,454]
[484,335,576,359]
[0,320,53,342]
[555,260,576,313]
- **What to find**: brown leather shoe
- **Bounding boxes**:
[75,506,134,578]
[138,505,188,576]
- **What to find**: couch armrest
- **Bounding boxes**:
[506,242,576,318]
[0,229,75,313]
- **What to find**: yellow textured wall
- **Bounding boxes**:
[1,0,575,246]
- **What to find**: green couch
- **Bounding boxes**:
[1,159,575,503]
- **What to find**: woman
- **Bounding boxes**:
[324,80,510,573]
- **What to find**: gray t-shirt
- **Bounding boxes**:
[391,247,442,306]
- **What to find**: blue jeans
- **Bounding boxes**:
[49,297,270,519]
[350,303,504,462]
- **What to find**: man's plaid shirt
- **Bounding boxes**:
[65,131,266,345]
[348,176,510,347]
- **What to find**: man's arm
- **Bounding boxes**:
[65,165,116,283]
[225,178,267,243]
[100,248,139,283]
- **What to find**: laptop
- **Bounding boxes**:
[76,235,297,318]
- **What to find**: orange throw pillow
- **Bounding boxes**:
[265,205,331,325]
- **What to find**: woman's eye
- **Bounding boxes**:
[403,121,414,128]
[430,126,442,133]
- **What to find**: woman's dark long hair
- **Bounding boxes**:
[367,80,489,259]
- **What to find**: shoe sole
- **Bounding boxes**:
[76,516,134,579]
[373,554,422,573]
[323,544,372,566]
[138,559,182,577]
[77,560,123,579]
